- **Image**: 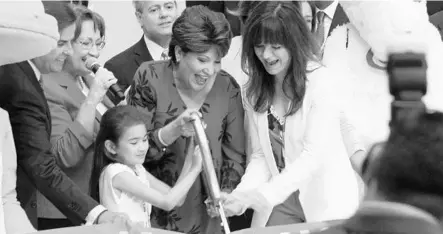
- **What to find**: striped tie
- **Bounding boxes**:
[161,49,169,60]
[315,11,326,47]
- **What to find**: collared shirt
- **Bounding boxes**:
[144,35,167,61]
[27,60,41,82]
[26,60,107,225]
[316,0,339,43]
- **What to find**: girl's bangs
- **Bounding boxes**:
[252,17,286,46]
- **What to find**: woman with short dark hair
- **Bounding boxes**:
[127,5,246,234]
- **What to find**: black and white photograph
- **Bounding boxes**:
[0,1,443,234]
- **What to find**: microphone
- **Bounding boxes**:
[84,57,125,103]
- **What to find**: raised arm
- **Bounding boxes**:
[1,110,36,234]
[113,147,201,211]
[127,64,200,161]
[46,97,95,169]
[145,137,197,206]
[45,72,116,168]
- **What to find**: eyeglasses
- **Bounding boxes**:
[75,38,106,51]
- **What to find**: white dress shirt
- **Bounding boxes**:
[27,60,107,225]
[144,35,168,61]
[28,60,41,82]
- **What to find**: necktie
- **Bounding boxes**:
[315,11,326,46]
[160,49,169,60]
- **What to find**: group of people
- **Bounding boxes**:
[1,1,443,234]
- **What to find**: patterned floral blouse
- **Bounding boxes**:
[267,106,304,221]
[127,60,246,234]
[267,106,286,172]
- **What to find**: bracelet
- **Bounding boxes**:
[157,128,168,146]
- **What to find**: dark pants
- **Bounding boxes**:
[266,191,305,226]
[38,218,74,230]
[228,209,253,231]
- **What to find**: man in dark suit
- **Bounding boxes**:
[311,112,443,234]
[0,1,130,229]
[313,1,349,49]
[104,0,179,104]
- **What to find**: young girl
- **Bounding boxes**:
[90,105,202,228]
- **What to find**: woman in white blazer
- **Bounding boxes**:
[220,1,360,227]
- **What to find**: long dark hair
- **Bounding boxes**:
[90,105,146,202]
[242,1,320,116]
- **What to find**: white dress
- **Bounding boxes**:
[99,163,152,227]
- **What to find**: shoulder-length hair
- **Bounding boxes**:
[242,1,320,116]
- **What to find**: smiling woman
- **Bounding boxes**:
[221,0,360,228]
[37,4,119,230]
[127,5,247,234]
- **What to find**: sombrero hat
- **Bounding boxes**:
[0,1,59,65]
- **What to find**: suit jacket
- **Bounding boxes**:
[312,201,443,234]
[328,4,349,37]
[0,62,99,227]
[38,72,101,219]
[104,36,153,102]
[235,64,360,227]
[0,108,36,234]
